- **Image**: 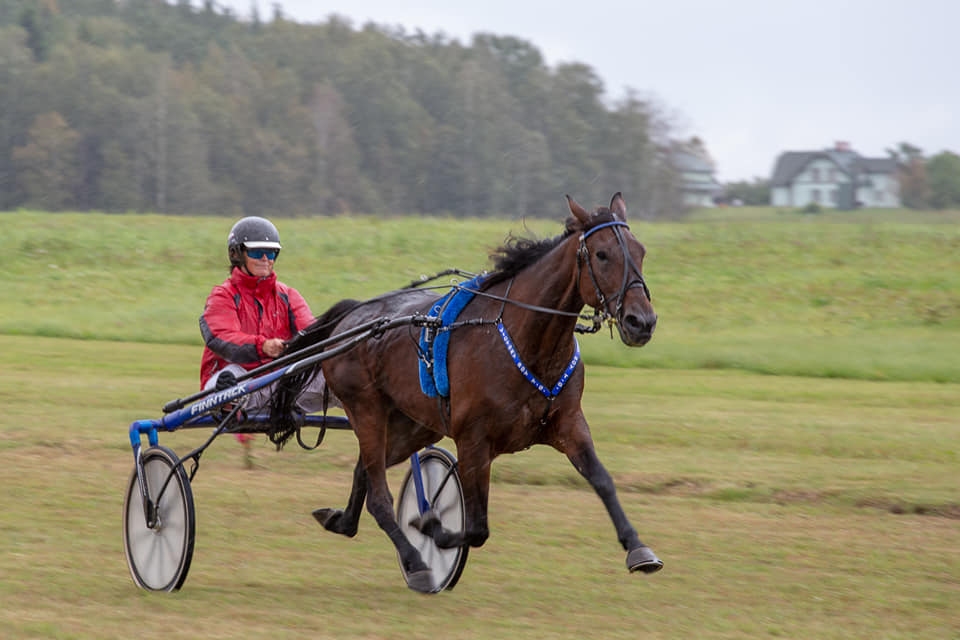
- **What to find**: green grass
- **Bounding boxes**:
[1,335,958,639]
[2,208,959,637]
[7,208,960,381]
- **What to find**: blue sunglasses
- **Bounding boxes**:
[246,248,278,260]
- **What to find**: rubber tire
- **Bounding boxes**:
[123,446,196,592]
[395,447,469,592]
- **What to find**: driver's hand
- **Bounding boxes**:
[263,338,286,359]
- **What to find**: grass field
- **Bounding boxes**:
[2,208,959,638]
[7,208,960,381]
[1,336,957,639]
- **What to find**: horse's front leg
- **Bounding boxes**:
[409,437,491,550]
[567,442,663,574]
[312,456,366,537]
[446,439,492,549]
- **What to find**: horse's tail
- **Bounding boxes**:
[267,298,363,449]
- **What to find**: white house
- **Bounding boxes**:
[770,142,900,209]
[672,148,721,208]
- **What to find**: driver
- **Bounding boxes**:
[199,216,329,466]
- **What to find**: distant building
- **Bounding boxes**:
[770,142,900,209]
[672,147,722,208]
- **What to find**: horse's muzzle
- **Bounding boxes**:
[618,311,657,346]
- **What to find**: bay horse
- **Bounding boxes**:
[275,192,662,592]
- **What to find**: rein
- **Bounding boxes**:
[439,281,605,334]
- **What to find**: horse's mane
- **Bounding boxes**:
[482,209,619,289]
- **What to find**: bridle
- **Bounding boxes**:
[576,220,652,329]
[399,220,652,336]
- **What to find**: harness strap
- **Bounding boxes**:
[582,220,630,238]
[496,321,580,399]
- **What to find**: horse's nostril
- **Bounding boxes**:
[625,314,655,332]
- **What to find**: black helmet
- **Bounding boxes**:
[227,216,282,267]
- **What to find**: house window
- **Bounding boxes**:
[828,169,836,181]
[830,189,838,204]
[811,168,819,181]
[812,189,821,203]
[875,190,884,203]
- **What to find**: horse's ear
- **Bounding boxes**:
[566,194,591,225]
[610,192,627,221]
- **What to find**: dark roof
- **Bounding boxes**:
[857,157,897,173]
[824,149,859,170]
[770,148,896,186]
[770,152,818,186]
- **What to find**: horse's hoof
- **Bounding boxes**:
[404,569,436,594]
[410,510,462,549]
[311,508,358,537]
[627,546,664,574]
[312,507,338,527]
[409,510,441,534]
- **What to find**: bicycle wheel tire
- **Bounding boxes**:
[123,446,196,592]
[396,447,469,592]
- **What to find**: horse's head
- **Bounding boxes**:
[567,192,657,346]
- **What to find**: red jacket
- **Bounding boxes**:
[199,267,315,387]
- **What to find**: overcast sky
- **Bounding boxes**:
[217,0,958,182]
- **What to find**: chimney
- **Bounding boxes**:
[835,141,851,152]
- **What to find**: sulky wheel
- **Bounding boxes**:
[396,447,469,592]
[123,446,196,592]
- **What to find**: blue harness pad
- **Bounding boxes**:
[418,274,486,397]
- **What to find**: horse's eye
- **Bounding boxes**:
[595,250,608,261]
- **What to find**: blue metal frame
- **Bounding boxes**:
[408,451,430,514]
[127,358,351,527]
[128,364,290,462]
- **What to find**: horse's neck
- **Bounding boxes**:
[498,238,582,354]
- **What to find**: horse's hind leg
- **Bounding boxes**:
[351,419,435,592]
[312,457,366,538]
[362,462,436,592]
[568,445,663,574]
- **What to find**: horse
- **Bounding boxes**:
[274,192,662,592]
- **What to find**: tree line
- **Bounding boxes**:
[885,143,960,210]
[0,0,696,218]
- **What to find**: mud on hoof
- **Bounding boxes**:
[626,546,663,574]
[404,569,436,594]
[311,508,358,537]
